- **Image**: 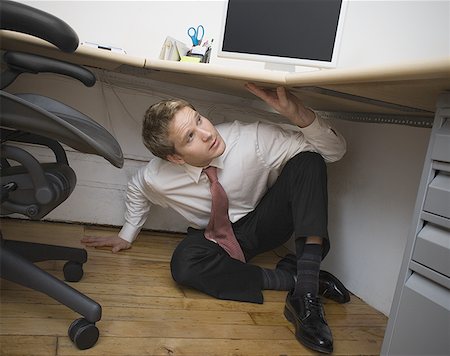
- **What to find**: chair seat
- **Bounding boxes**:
[0,91,124,168]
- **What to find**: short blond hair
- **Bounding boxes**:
[142,99,195,159]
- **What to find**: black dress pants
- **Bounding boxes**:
[170,151,330,303]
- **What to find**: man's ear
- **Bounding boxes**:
[166,153,185,165]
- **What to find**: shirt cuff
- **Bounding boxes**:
[118,222,141,243]
[298,112,323,136]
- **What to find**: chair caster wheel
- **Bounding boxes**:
[63,261,83,282]
[68,318,99,350]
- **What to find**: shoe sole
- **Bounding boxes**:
[284,305,333,354]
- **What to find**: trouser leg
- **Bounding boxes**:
[170,151,329,303]
[170,227,264,303]
[235,151,330,259]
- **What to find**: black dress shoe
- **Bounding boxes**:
[284,290,333,354]
[277,254,351,303]
[319,270,350,304]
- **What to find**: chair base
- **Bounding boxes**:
[0,235,101,349]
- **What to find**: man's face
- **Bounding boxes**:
[167,106,226,167]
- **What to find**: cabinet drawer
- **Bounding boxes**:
[424,171,450,219]
[413,223,450,278]
[431,118,450,162]
[388,273,450,355]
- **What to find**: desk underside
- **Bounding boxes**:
[2,31,449,124]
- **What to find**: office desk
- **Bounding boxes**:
[2,30,449,126]
[2,30,450,356]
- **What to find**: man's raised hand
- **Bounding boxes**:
[245,83,315,128]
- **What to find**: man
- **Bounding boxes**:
[81,83,349,354]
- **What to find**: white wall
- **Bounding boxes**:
[324,119,429,314]
[8,0,449,315]
[20,1,450,70]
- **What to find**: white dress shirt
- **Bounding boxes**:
[119,115,346,243]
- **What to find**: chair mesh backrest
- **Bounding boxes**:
[0,0,79,52]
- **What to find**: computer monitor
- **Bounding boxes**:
[218,0,348,71]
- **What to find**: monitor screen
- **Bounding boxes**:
[218,0,347,70]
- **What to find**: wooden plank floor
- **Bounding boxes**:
[0,218,387,355]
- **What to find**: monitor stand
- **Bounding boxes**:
[264,62,324,73]
[264,62,296,72]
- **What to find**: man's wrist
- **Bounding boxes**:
[118,222,140,243]
[293,108,316,128]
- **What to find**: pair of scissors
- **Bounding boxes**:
[187,25,204,46]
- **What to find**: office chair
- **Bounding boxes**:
[0,0,124,349]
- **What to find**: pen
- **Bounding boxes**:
[82,41,126,54]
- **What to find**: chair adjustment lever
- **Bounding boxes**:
[1,182,18,201]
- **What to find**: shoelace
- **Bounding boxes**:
[304,295,321,308]
[303,294,325,320]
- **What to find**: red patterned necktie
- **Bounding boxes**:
[203,166,246,263]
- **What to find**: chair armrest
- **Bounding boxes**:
[2,52,96,89]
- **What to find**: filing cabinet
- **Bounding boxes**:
[382,93,450,355]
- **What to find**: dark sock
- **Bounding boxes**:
[293,242,322,298]
[261,267,295,291]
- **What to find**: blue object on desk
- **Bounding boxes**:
[187,25,204,46]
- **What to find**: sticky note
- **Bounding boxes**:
[180,56,202,63]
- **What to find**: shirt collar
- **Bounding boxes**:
[183,155,224,183]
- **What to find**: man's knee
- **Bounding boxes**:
[292,151,325,170]
[285,151,327,181]
[170,237,219,285]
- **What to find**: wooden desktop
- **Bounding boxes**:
[1,30,449,125]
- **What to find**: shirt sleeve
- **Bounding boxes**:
[298,113,347,162]
[256,112,346,168]
[118,165,153,243]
